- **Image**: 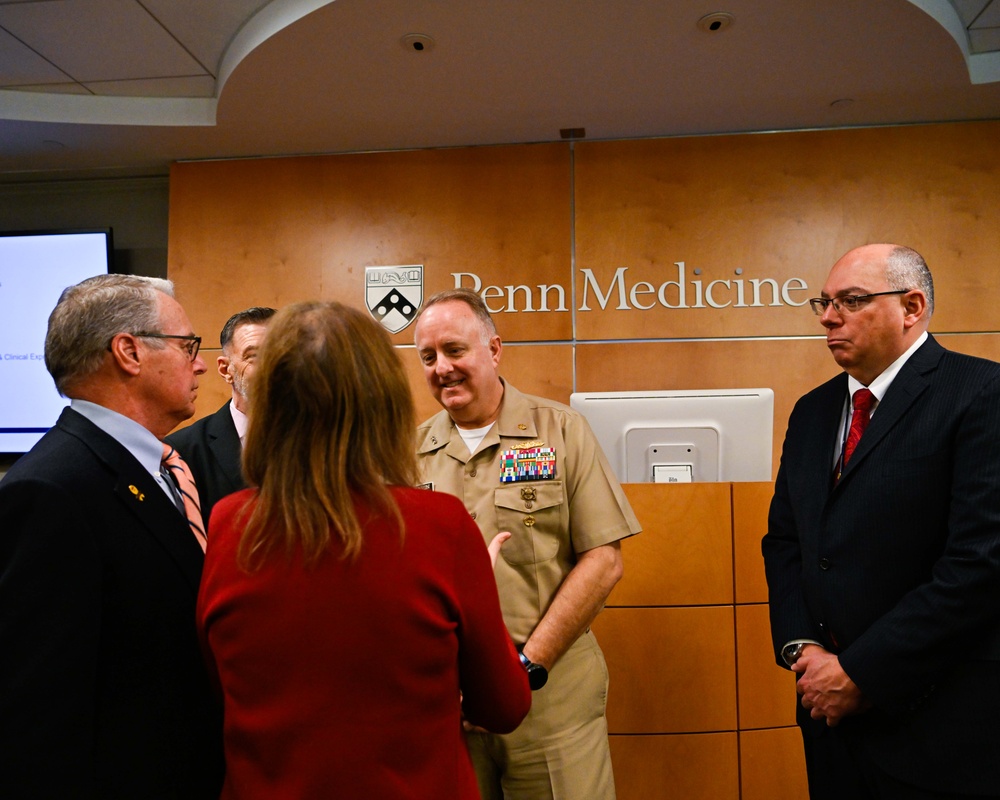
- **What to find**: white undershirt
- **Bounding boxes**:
[457,423,494,456]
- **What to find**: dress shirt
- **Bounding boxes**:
[71,399,176,503]
[832,331,928,466]
[229,401,249,446]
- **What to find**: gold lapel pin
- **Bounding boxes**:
[128,485,145,501]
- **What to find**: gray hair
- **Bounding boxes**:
[45,274,174,396]
[885,246,934,318]
[414,288,498,345]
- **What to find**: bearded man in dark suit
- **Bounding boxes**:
[0,274,224,799]
[763,244,1000,800]
[166,306,275,527]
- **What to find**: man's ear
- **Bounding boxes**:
[902,290,928,330]
[108,333,142,376]
[217,355,233,383]
[489,335,502,368]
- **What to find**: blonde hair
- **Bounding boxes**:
[238,301,418,570]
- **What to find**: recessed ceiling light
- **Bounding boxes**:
[697,12,735,33]
[401,33,435,53]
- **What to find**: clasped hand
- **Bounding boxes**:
[792,646,871,726]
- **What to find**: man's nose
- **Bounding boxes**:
[434,355,452,375]
[820,303,842,327]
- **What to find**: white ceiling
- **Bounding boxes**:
[1,0,998,181]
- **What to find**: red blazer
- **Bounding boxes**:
[198,486,530,800]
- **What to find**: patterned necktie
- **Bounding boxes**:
[842,388,876,469]
[161,444,207,552]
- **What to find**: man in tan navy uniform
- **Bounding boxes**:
[414,288,641,800]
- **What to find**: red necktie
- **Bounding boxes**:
[161,444,207,551]
[842,388,875,468]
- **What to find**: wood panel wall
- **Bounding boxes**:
[595,482,807,800]
[169,120,1000,480]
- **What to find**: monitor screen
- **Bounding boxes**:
[0,229,114,453]
[570,388,774,483]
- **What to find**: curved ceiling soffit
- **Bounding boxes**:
[905,0,1000,84]
[0,0,336,127]
[1,0,996,127]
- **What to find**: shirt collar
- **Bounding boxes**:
[71,399,165,476]
[418,377,537,455]
[847,331,928,405]
[229,399,249,441]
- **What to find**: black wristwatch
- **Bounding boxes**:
[518,649,549,690]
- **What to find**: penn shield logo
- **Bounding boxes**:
[365,265,423,333]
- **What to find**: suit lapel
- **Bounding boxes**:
[58,408,205,590]
[206,404,243,491]
[836,336,943,483]
[797,375,848,509]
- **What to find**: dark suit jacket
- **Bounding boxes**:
[762,335,1000,794]
[166,401,244,528]
[0,408,224,800]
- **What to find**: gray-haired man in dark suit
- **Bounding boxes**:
[0,274,224,799]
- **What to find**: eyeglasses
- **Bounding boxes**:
[134,332,202,361]
[808,290,909,316]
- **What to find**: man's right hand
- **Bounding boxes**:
[794,646,870,726]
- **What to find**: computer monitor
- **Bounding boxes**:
[0,229,114,453]
[569,388,774,483]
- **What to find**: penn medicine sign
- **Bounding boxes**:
[452,262,810,312]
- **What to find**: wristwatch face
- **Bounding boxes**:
[781,642,805,667]
[519,651,548,690]
[527,663,548,691]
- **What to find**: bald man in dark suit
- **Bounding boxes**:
[763,244,1000,799]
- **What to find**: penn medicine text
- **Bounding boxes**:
[453,262,810,313]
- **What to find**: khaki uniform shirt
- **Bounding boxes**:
[417,380,641,643]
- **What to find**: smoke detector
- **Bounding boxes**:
[697,12,735,33]
[401,33,435,53]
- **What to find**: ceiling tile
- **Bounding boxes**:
[82,75,216,97]
[950,0,991,26]
[0,25,69,85]
[971,0,1000,26]
[970,26,1000,51]
[0,0,209,83]
[141,0,270,75]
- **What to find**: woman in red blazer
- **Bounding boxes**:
[197,301,530,799]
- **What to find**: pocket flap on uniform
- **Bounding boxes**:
[494,482,563,512]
